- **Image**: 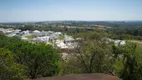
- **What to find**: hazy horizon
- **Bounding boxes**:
[1,0,142,22]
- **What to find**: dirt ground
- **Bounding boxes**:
[33,73,120,80]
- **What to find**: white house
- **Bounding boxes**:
[22,30,30,35]
[64,35,74,43]
[33,30,40,33]
[7,33,16,37]
[0,28,5,33]
[14,29,21,34]
[5,29,14,33]
[105,38,126,46]
[56,40,68,49]
[114,40,126,46]
[55,39,77,49]
[32,30,41,36]
[49,32,62,40]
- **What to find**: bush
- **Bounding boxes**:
[0,35,60,79]
[0,48,25,80]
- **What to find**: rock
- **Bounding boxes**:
[34,73,120,80]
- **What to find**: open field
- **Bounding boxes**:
[128,40,142,53]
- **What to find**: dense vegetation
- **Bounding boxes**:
[60,32,142,80]
[0,31,142,80]
[0,21,142,80]
[108,26,142,40]
[0,33,60,79]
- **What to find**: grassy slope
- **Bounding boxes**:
[128,40,142,53]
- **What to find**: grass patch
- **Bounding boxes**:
[57,36,64,40]
[25,35,36,39]
[136,43,142,53]
[128,40,142,53]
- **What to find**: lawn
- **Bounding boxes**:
[136,43,142,53]
[128,40,142,53]
[25,35,36,39]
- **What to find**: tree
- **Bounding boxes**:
[112,42,142,80]
[74,39,113,73]
[69,32,114,73]
[25,43,60,79]
[0,35,60,79]
[0,48,25,80]
[6,42,60,79]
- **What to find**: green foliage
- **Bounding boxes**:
[0,35,60,79]
[17,25,93,35]
[60,31,142,80]
[75,40,113,73]
[0,48,25,80]
[24,35,36,39]
[1,25,142,80]
[108,26,142,40]
[112,42,142,80]
[135,41,142,53]
[63,32,114,74]
[59,57,82,75]
[73,31,107,40]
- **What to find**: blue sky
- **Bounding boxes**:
[0,0,142,22]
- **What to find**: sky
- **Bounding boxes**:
[0,0,142,22]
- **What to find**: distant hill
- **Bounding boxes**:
[1,21,142,28]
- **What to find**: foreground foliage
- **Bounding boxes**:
[0,31,142,80]
[0,48,25,80]
[60,32,142,80]
[0,34,60,79]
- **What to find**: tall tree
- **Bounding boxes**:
[112,42,142,80]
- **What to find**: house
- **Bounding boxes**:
[49,32,62,40]
[64,35,74,43]
[14,29,21,34]
[47,31,54,34]
[55,32,62,35]
[33,30,40,33]
[56,39,77,49]
[7,33,16,37]
[5,28,14,33]
[40,31,52,36]
[105,38,126,46]
[56,40,68,49]
[0,28,6,33]
[22,30,30,35]
[32,30,41,36]
[114,40,126,46]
